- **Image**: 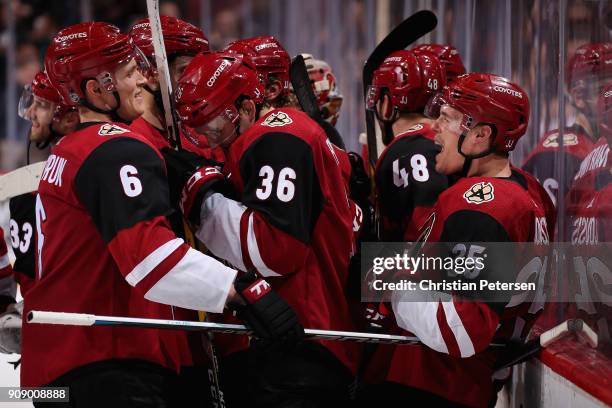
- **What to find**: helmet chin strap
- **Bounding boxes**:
[80,81,125,123]
[456,129,496,177]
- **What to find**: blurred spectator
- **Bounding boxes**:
[209,8,242,50]
[160,1,181,18]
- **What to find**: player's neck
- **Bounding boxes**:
[141,100,165,131]
[574,113,595,140]
[393,114,430,135]
[260,105,274,117]
[467,154,511,178]
[79,108,113,124]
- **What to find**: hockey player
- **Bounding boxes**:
[11,71,79,298]
[173,51,361,407]
[522,43,612,206]
[22,23,302,406]
[366,74,548,407]
[302,53,343,126]
[565,84,612,345]
[127,16,222,160]
[0,72,79,358]
[411,43,466,84]
[366,49,448,241]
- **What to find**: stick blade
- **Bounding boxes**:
[0,161,46,201]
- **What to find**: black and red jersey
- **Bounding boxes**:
[193,108,362,374]
[374,122,448,241]
[22,121,236,387]
[522,125,597,206]
[6,193,36,297]
[384,172,549,407]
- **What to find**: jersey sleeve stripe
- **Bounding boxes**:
[247,212,281,278]
[144,247,237,313]
[441,301,476,358]
[125,238,183,286]
[391,296,449,354]
[195,192,248,272]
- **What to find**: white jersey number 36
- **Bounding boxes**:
[256,165,296,202]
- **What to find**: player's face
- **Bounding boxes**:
[114,58,147,120]
[28,96,55,143]
[432,105,465,174]
[169,55,194,90]
[195,108,239,149]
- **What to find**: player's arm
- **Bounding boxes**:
[190,132,324,277]
[392,210,511,357]
[74,137,237,313]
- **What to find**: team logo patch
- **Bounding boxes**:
[542,133,578,148]
[405,124,424,133]
[98,124,129,136]
[262,111,293,127]
[463,182,495,204]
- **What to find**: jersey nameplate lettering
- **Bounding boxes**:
[262,111,293,127]
[463,182,494,204]
[98,123,130,136]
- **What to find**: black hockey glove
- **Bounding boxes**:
[231,271,304,348]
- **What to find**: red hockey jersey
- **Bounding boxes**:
[22,121,236,386]
[386,172,549,407]
[522,125,597,206]
[129,116,225,163]
[193,108,361,374]
[375,122,449,241]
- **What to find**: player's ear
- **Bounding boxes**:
[265,80,282,101]
[84,78,102,99]
[477,124,493,145]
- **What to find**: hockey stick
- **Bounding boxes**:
[0,161,45,201]
[146,2,223,404]
[363,10,437,168]
[493,318,598,372]
[28,310,473,346]
[146,0,181,150]
[290,54,323,121]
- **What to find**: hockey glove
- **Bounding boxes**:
[231,271,304,347]
[0,301,22,354]
[179,166,226,225]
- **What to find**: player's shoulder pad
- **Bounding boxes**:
[438,176,533,219]
[253,108,325,143]
[377,122,438,168]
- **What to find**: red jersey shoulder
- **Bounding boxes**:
[248,108,325,144]
[436,176,535,225]
[55,122,162,162]
[573,137,611,183]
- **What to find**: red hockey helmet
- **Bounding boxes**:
[129,16,209,64]
[174,52,264,129]
[366,50,446,117]
[412,43,466,83]
[426,73,529,153]
[44,22,149,105]
[224,36,290,92]
[566,43,612,90]
[18,70,76,121]
[598,83,612,140]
